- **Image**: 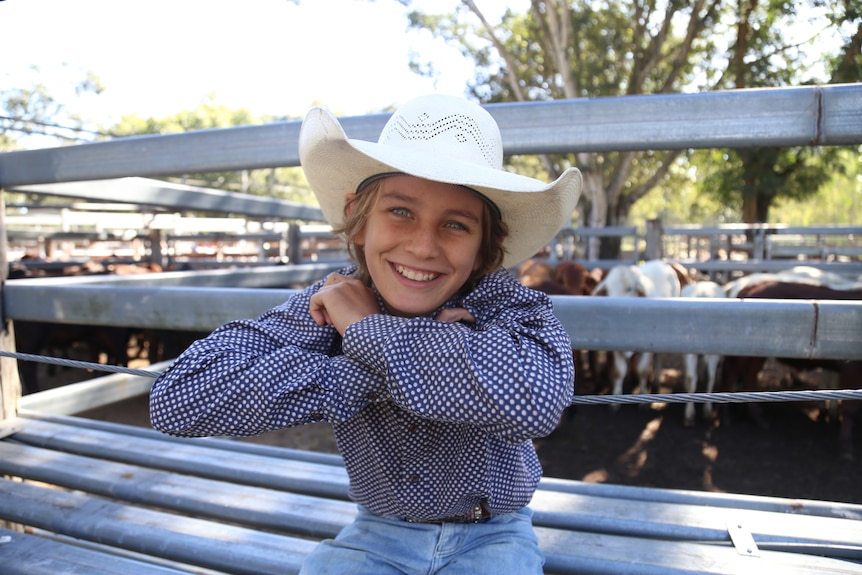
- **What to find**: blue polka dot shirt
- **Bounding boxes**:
[150,266,575,520]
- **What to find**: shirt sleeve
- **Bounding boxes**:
[149,274,387,438]
[341,269,575,444]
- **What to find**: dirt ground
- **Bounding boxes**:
[44,353,862,507]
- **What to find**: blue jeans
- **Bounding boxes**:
[299,506,543,575]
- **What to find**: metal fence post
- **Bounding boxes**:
[645,218,664,260]
[0,187,25,533]
[0,187,22,425]
[287,224,302,264]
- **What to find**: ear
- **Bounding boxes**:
[344,193,358,218]
[343,193,364,246]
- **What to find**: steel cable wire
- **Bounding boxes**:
[4,349,862,405]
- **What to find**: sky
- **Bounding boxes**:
[2,0,844,149]
[2,0,525,148]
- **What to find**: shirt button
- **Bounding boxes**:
[310,412,323,421]
[409,474,421,483]
[408,423,419,433]
[368,393,378,402]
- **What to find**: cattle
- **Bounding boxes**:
[724,265,862,298]
[720,280,862,460]
[15,321,132,395]
[668,261,695,289]
[515,258,598,296]
[553,260,601,296]
[679,280,726,426]
[10,259,165,395]
[592,260,682,408]
[517,259,595,371]
[515,259,604,426]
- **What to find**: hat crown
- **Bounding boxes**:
[377,95,504,171]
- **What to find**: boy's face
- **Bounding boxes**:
[354,175,484,317]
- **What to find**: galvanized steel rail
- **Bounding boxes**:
[1,84,860,187]
[2,412,861,574]
[5,277,862,360]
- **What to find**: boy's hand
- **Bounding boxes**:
[309,273,379,335]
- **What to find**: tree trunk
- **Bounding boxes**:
[583,171,607,260]
[742,194,759,223]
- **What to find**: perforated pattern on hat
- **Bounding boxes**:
[380,112,500,169]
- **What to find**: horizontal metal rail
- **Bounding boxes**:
[1,85,860,187]
[667,260,862,274]
[7,262,344,288]
[7,414,862,553]
[0,479,316,575]
[0,526,192,575]
[9,177,325,221]
[5,279,861,359]
[4,411,862,575]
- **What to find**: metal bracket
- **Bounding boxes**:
[727,522,760,557]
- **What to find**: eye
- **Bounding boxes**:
[445,221,470,231]
[390,207,411,218]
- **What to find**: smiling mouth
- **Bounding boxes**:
[395,264,440,282]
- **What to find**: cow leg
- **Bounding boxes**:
[683,353,699,427]
[651,353,663,393]
[720,355,769,428]
[609,351,629,412]
[635,351,654,399]
[702,354,721,422]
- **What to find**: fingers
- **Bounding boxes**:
[309,273,378,334]
[310,274,344,326]
[324,273,348,286]
[316,274,476,329]
[309,305,332,326]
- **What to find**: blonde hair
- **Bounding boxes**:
[334,178,509,290]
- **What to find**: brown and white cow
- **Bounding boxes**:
[721,280,862,460]
[680,280,726,426]
[592,260,682,408]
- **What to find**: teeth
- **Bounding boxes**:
[396,265,438,282]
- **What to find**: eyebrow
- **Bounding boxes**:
[379,191,482,224]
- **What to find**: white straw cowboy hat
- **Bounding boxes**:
[299,94,582,269]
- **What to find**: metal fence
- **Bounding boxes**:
[2,84,861,187]
[2,86,862,575]
[2,85,862,409]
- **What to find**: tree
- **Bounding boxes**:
[824,0,862,84]
[699,0,859,223]
[0,67,108,151]
[111,97,314,206]
[769,148,861,224]
[406,0,857,256]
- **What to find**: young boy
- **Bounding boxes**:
[150,94,582,574]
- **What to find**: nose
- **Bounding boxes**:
[405,223,441,259]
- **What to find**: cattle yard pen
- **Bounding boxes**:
[2,85,862,574]
[8,195,860,277]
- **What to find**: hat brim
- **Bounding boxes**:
[299,106,582,269]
